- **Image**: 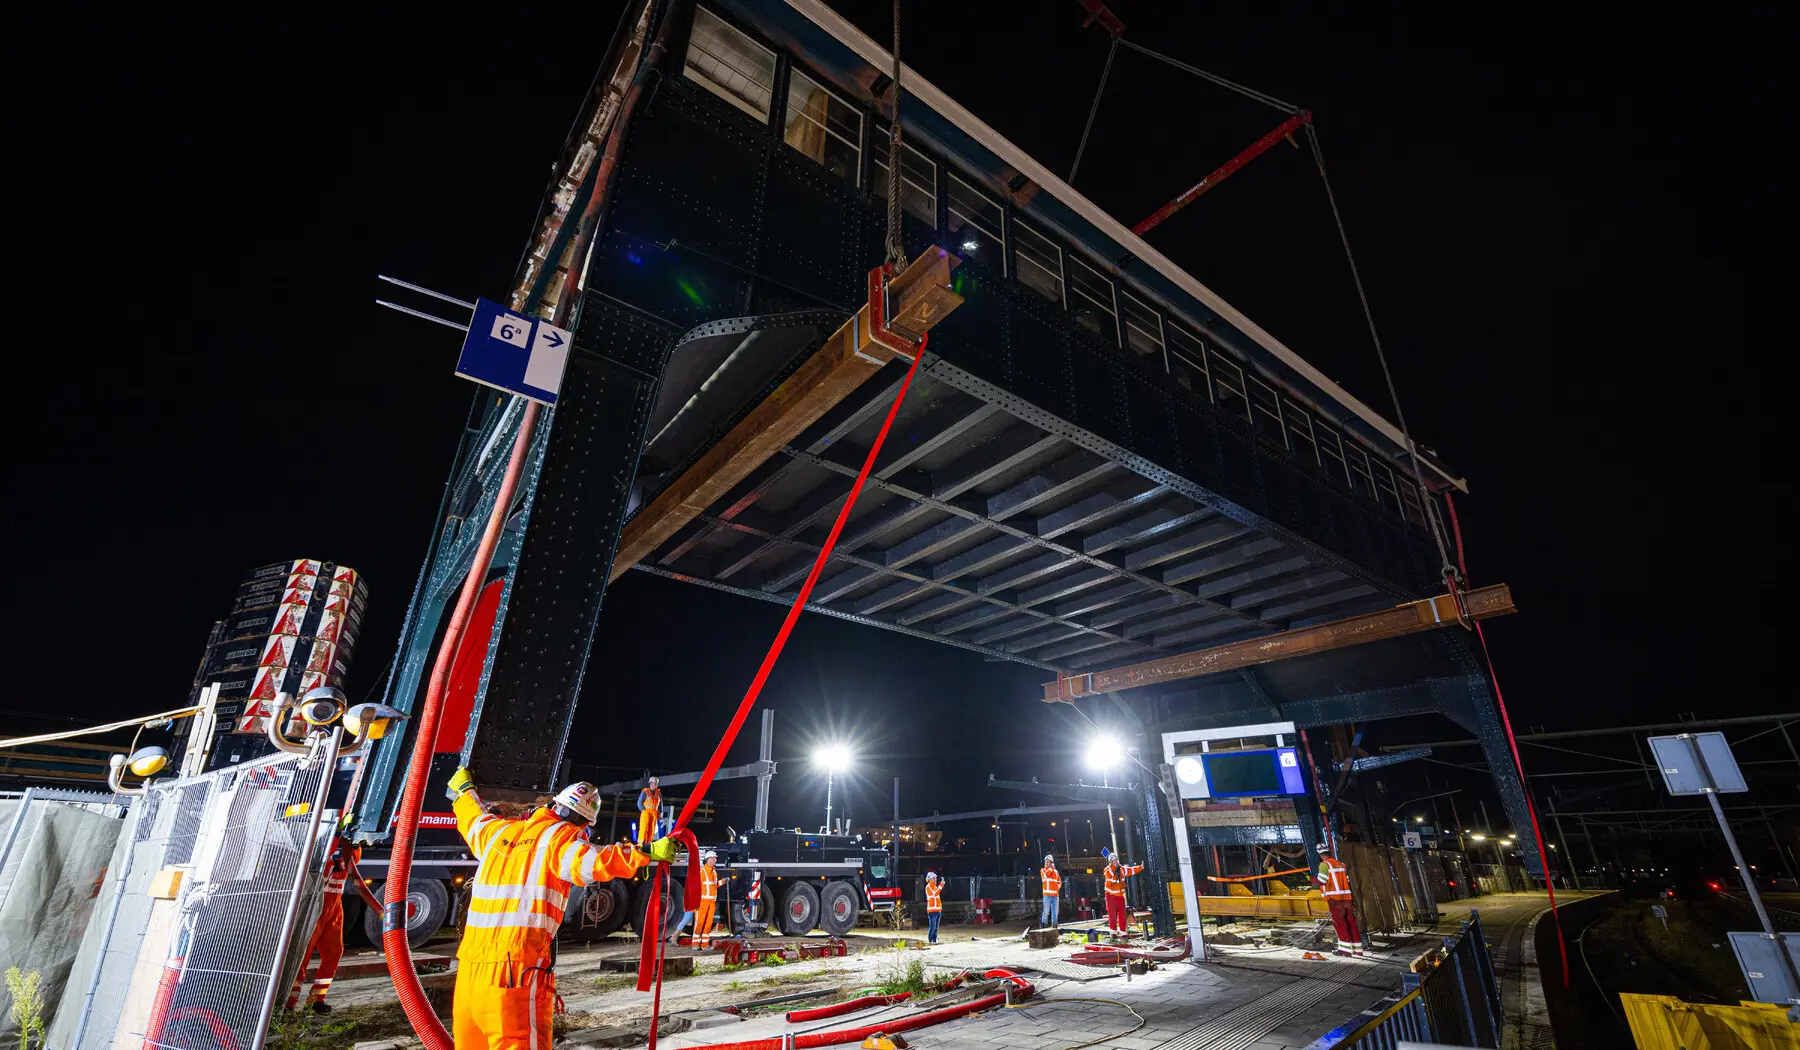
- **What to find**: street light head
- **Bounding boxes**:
[813,744,852,773]
[1084,734,1126,771]
[1415,816,1425,823]
[1471,834,1487,841]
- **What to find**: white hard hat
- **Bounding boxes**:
[1044,854,1055,863]
[1314,842,1329,854]
[926,871,937,880]
[647,776,659,784]
[551,782,601,825]
[702,849,717,862]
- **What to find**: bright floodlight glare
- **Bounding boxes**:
[1084,734,1126,771]
[814,744,852,772]
[1471,833,1487,841]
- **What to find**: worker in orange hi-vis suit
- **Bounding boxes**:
[636,777,663,846]
[694,850,720,947]
[923,871,943,944]
[1101,848,1142,934]
[286,835,380,1013]
[447,767,676,1050]
[1314,843,1363,956]
[1038,854,1062,930]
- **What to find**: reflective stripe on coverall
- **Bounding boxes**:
[1316,855,1362,953]
[452,790,645,1050]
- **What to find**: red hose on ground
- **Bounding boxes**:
[786,992,912,1023]
[383,401,542,1050]
[689,972,1033,1050]
[641,336,928,1044]
[1443,492,1569,989]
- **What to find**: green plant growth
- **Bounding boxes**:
[872,958,930,997]
[887,900,911,931]
[5,969,46,1050]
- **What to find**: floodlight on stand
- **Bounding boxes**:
[1084,734,1126,771]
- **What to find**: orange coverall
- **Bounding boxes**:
[451,789,646,1050]
[287,841,379,1009]
[636,785,662,845]
[695,860,719,947]
[1103,860,1142,932]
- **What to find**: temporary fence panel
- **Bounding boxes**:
[0,790,133,1043]
[1330,910,1502,1048]
[50,734,339,1050]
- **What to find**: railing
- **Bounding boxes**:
[1324,910,1501,1048]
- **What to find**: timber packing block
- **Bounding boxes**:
[1027,928,1060,949]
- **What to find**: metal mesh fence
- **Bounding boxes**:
[60,736,337,1050]
[1337,909,1501,1048]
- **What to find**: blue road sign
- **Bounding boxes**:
[455,299,572,405]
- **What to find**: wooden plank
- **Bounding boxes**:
[611,249,963,580]
[1043,583,1515,701]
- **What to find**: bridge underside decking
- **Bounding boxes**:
[634,347,1403,675]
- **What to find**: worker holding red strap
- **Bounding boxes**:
[447,767,676,1049]
[286,835,380,1013]
[1101,848,1142,934]
[1314,843,1362,956]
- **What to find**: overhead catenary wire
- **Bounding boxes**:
[1113,38,1299,115]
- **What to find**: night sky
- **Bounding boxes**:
[6,3,1791,849]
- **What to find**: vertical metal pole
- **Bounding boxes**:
[1579,816,1605,889]
[1778,720,1800,778]
[1551,811,1580,890]
[1450,944,1479,1044]
[609,793,620,843]
[995,815,1001,857]
[755,709,774,832]
[253,730,342,1048]
[1685,736,1800,1004]
[823,771,834,834]
[1763,807,1799,885]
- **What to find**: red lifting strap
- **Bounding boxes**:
[640,320,928,1047]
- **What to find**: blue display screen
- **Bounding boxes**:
[1202,748,1307,797]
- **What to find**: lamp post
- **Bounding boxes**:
[1084,734,1126,857]
[814,745,851,833]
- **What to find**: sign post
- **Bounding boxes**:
[1648,731,1800,1010]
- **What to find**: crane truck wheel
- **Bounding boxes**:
[628,872,686,939]
[779,881,820,936]
[819,882,858,936]
[564,880,631,941]
[360,878,449,948]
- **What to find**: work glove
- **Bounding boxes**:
[646,836,679,863]
[446,766,475,802]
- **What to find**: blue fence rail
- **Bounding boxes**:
[1317,909,1501,1048]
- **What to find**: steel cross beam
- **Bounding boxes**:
[611,248,962,578]
[1043,584,1517,700]
[777,444,1281,637]
[895,803,1114,825]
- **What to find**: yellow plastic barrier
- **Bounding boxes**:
[1621,994,1800,1050]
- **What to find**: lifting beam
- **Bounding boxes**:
[610,248,963,579]
[1042,583,1516,701]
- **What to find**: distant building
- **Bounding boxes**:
[859,824,942,851]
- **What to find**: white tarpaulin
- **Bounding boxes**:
[0,801,126,1041]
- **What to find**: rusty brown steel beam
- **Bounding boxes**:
[1042,583,1516,701]
[611,249,962,580]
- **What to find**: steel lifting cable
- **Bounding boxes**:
[1068,33,1120,186]
[0,706,203,749]
[884,0,905,267]
[1301,122,1458,588]
[643,338,929,1050]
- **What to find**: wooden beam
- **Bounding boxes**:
[1042,583,1516,701]
[611,249,962,580]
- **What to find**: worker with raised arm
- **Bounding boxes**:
[1101,847,1142,934]
[447,766,676,1050]
[636,776,662,846]
[923,871,943,944]
[694,850,721,947]
[286,834,380,1013]
[1314,842,1362,956]
[1039,854,1062,929]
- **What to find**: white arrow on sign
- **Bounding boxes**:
[524,321,572,395]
